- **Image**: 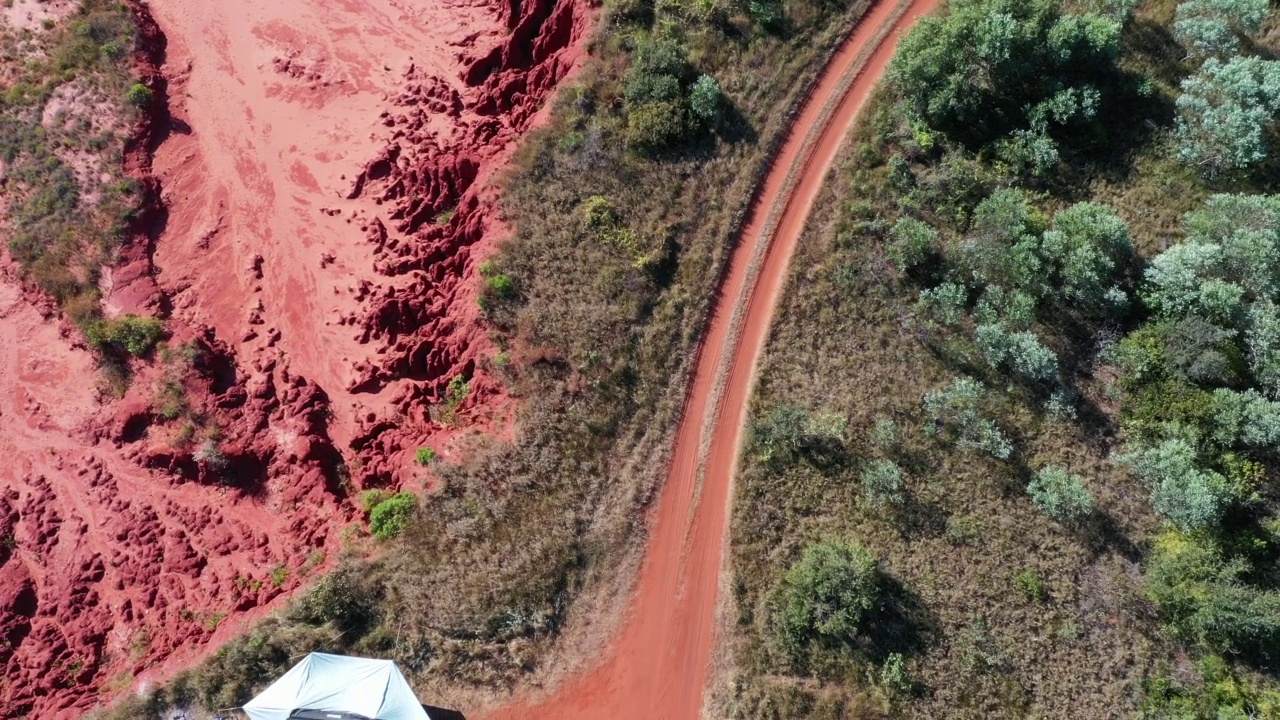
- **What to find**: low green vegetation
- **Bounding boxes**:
[0,0,159,358]
[368,492,416,540]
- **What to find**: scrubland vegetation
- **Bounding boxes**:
[728,0,1280,716]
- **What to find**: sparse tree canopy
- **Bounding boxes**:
[1175,56,1280,174]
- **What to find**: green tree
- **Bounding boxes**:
[1027,465,1095,524]
[1172,0,1269,58]
[889,0,1120,152]
[1038,202,1133,311]
[688,74,723,126]
[776,539,879,658]
[1175,57,1280,174]
[1147,531,1280,655]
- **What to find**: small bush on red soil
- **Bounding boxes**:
[369,492,417,540]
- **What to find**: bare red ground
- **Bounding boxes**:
[482,1,938,717]
[0,0,591,715]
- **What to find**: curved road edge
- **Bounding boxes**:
[482,1,940,716]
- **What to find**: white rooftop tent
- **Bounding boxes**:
[242,653,431,720]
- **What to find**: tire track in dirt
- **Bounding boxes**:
[483,0,938,717]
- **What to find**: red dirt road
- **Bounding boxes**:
[483,0,938,717]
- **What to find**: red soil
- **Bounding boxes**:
[482,1,938,717]
[0,0,591,715]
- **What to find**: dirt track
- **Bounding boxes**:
[482,0,939,717]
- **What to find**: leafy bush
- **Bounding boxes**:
[1175,56,1280,174]
[859,460,905,507]
[125,82,153,109]
[775,539,879,659]
[888,217,937,270]
[889,0,1121,155]
[84,314,165,357]
[1027,465,1094,524]
[1172,0,1269,58]
[415,447,437,465]
[923,377,1012,459]
[368,492,417,540]
[1122,438,1237,532]
[688,74,723,126]
[1147,531,1280,657]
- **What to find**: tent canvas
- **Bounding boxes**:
[243,653,431,720]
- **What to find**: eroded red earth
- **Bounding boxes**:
[0,0,591,715]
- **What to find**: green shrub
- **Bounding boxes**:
[888,217,937,270]
[879,652,914,698]
[485,272,515,298]
[922,377,1012,459]
[415,447,437,466]
[1175,56,1280,174]
[775,539,879,659]
[688,74,723,125]
[85,314,165,357]
[1027,464,1095,524]
[869,417,899,449]
[859,460,905,507]
[368,492,416,540]
[959,615,1008,673]
[359,489,388,513]
[1172,0,1269,58]
[1122,438,1237,532]
[626,100,689,152]
[917,282,968,326]
[945,514,983,546]
[973,323,1058,382]
[1014,569,1047,601]
[125,82,152,109]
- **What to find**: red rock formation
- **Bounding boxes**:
[0,0,593,714]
